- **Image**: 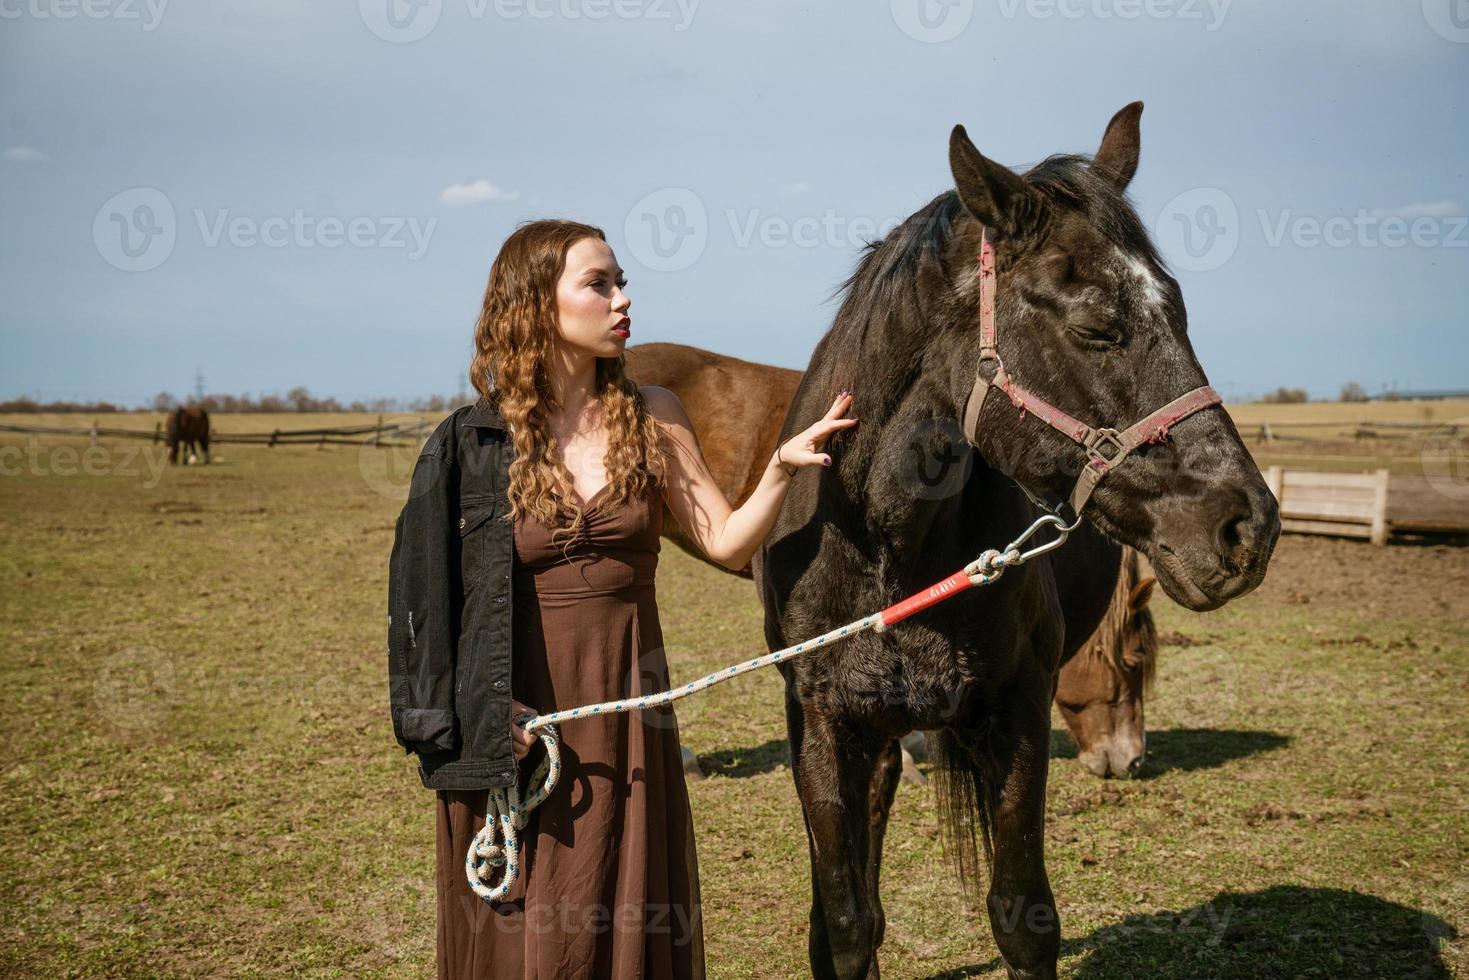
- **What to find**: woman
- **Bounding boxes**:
[433,219,855,979]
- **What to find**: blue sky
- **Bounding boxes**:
[1,0,1465,406]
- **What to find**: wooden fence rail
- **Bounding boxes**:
[1264,466,1468,545]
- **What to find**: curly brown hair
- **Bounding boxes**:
[469,219,668,549]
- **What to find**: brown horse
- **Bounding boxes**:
[626,342,1161,778]
[624,342,802,567]
[1053,546,1157,777]
[166,406,210,465]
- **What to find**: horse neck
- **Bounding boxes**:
[833,354,1025,570]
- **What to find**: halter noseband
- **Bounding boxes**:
[960,230,1222,516]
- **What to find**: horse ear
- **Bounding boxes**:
[1127,576,1156,613]
[949,124,1048,244]
[1092,101,1143,192]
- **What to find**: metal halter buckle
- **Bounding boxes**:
[1083,427,1127,468]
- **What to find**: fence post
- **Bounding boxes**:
[90,418,98,448]
[153,421,162,444]
[1264,465,1283,502]
[1370,468,1390,546]
[1261,421,1274,443]
[269,429,279,448]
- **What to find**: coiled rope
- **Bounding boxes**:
[465,511,1078,904]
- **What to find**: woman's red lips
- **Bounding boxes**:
[612,317,631,338]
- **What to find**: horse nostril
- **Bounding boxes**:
[1214,495,1253,560]
[1125,754,1145,778]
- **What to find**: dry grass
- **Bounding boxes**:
[1,419,1465,978]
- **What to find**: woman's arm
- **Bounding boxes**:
[641,385,856,572]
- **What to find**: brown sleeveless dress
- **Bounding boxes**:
[434,480,706,979]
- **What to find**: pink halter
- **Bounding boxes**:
[960,230,1222,515]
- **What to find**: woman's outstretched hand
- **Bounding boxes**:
[774,390,858,474]
[510,699,538,759]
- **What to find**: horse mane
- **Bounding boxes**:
[817,153,1163,416]
[1085,545,1159,690]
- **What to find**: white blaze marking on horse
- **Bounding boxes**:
[1117,248,1167,314]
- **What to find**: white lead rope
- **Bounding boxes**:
[465,511,1080,904]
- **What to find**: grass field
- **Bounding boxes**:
[1,414,1466,978]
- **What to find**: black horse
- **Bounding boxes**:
[753,103,1279,979]
[166,406,210,465]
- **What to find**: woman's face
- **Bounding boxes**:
[554,237,631,358]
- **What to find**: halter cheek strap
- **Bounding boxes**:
[960,231,1222,515]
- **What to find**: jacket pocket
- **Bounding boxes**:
[458,496,498,592]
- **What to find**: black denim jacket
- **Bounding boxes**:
[387,396,520,791]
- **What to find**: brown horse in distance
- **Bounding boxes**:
[625,341,1160,778]
[166,406,210,465]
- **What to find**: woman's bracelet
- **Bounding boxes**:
[773,445,798,477]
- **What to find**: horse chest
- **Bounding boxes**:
[793,633,985,731]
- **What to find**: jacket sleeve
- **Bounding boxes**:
[387,446,460,755]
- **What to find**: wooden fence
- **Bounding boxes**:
[0,415,432,449]
[1264,466,1468,545]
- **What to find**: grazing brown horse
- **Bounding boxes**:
[1052,545,1157,778]
[166,406,210,465]
[750,105,1277,979]
[626,342,1161,778]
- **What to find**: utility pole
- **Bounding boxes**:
[194,367,206,405]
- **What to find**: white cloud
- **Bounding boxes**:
[780,181,812,195]
[1368,200,1462,220]
[2,146,48,163]
[439,179,519,205]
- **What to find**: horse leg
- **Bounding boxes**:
[784,686,835,974]
[865,739,902,959]
[790,702,886,980]
[986,673,1060,980]
[199,429,211,463]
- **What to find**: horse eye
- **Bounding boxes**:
[1071,323,1123,347]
